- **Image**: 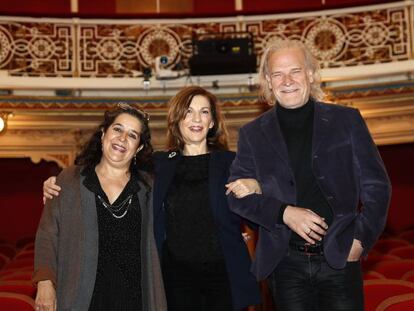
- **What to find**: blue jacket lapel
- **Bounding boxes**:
[260,107,290,166]
[208,151,225,222]
[312,101,333,155]
[153,151,181,218]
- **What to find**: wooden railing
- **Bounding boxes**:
[0,1,412,86]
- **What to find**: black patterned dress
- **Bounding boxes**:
[82,166,142,311]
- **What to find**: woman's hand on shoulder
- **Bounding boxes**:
[225,178,262,198]
[43,176,61,204]
[35,280,57,311]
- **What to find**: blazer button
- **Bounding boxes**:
[314,155,318,159]
[289,180,294,186]
[317,176,325,180]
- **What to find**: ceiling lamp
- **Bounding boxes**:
[0,112,12,134]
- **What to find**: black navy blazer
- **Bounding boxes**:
[228,101,392,280]
[153,150,260,310]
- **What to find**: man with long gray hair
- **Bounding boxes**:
[226,39,391,310]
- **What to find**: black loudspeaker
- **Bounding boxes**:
[189,33,257,76]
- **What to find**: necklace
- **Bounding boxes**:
[97,194,133,219]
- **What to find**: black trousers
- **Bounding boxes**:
[268,248,364,311]
[162,258,233,311]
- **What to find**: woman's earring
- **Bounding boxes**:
[134,145,143,166]
[101,130,105,151]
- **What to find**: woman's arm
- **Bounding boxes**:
[35,280,57,311]
[34,175,63,308]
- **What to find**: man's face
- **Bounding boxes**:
[266,47,313,109]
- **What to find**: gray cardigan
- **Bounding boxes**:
[34,166,166,311]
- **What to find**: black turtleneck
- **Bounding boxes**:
[277,99,333,244]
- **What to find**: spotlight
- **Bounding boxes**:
[143,67,152,79]
[247,75,255,92]
[0,111,13,135]
[159,55,168,65]
[0,117,4,132]
[142,79,151,90]
[142,67,152,90]
[154,55,188,80]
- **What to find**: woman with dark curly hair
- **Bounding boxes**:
[34,104,166,311]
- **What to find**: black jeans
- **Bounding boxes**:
[162,258,233,311]
[268,248,364,311]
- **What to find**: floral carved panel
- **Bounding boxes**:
[0,21,74,76]
[245,6,410,68]
[0,2,411,77]
[77,21,239,77]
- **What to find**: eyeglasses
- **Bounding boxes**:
[117,103,150,121]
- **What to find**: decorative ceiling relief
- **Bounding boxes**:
[0,21,74,76]
[246,6,409,68]
[0,2,410,77]
[78,24,193,76]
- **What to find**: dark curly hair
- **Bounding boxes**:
[75,104,153,172]
[166,86,229,151]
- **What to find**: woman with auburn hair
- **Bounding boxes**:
[43,87,260,310]
[165,85,228,151]
[153,86,260,310]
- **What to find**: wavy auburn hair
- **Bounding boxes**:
[166,86,229,151]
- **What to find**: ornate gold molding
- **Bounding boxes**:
[1,87,412,169]
[0,1,412,78]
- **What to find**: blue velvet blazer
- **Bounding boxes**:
[153,150,260,310]
[228,101,392,280]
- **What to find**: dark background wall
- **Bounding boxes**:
[378,143,414,234]
[0,158,61,243]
